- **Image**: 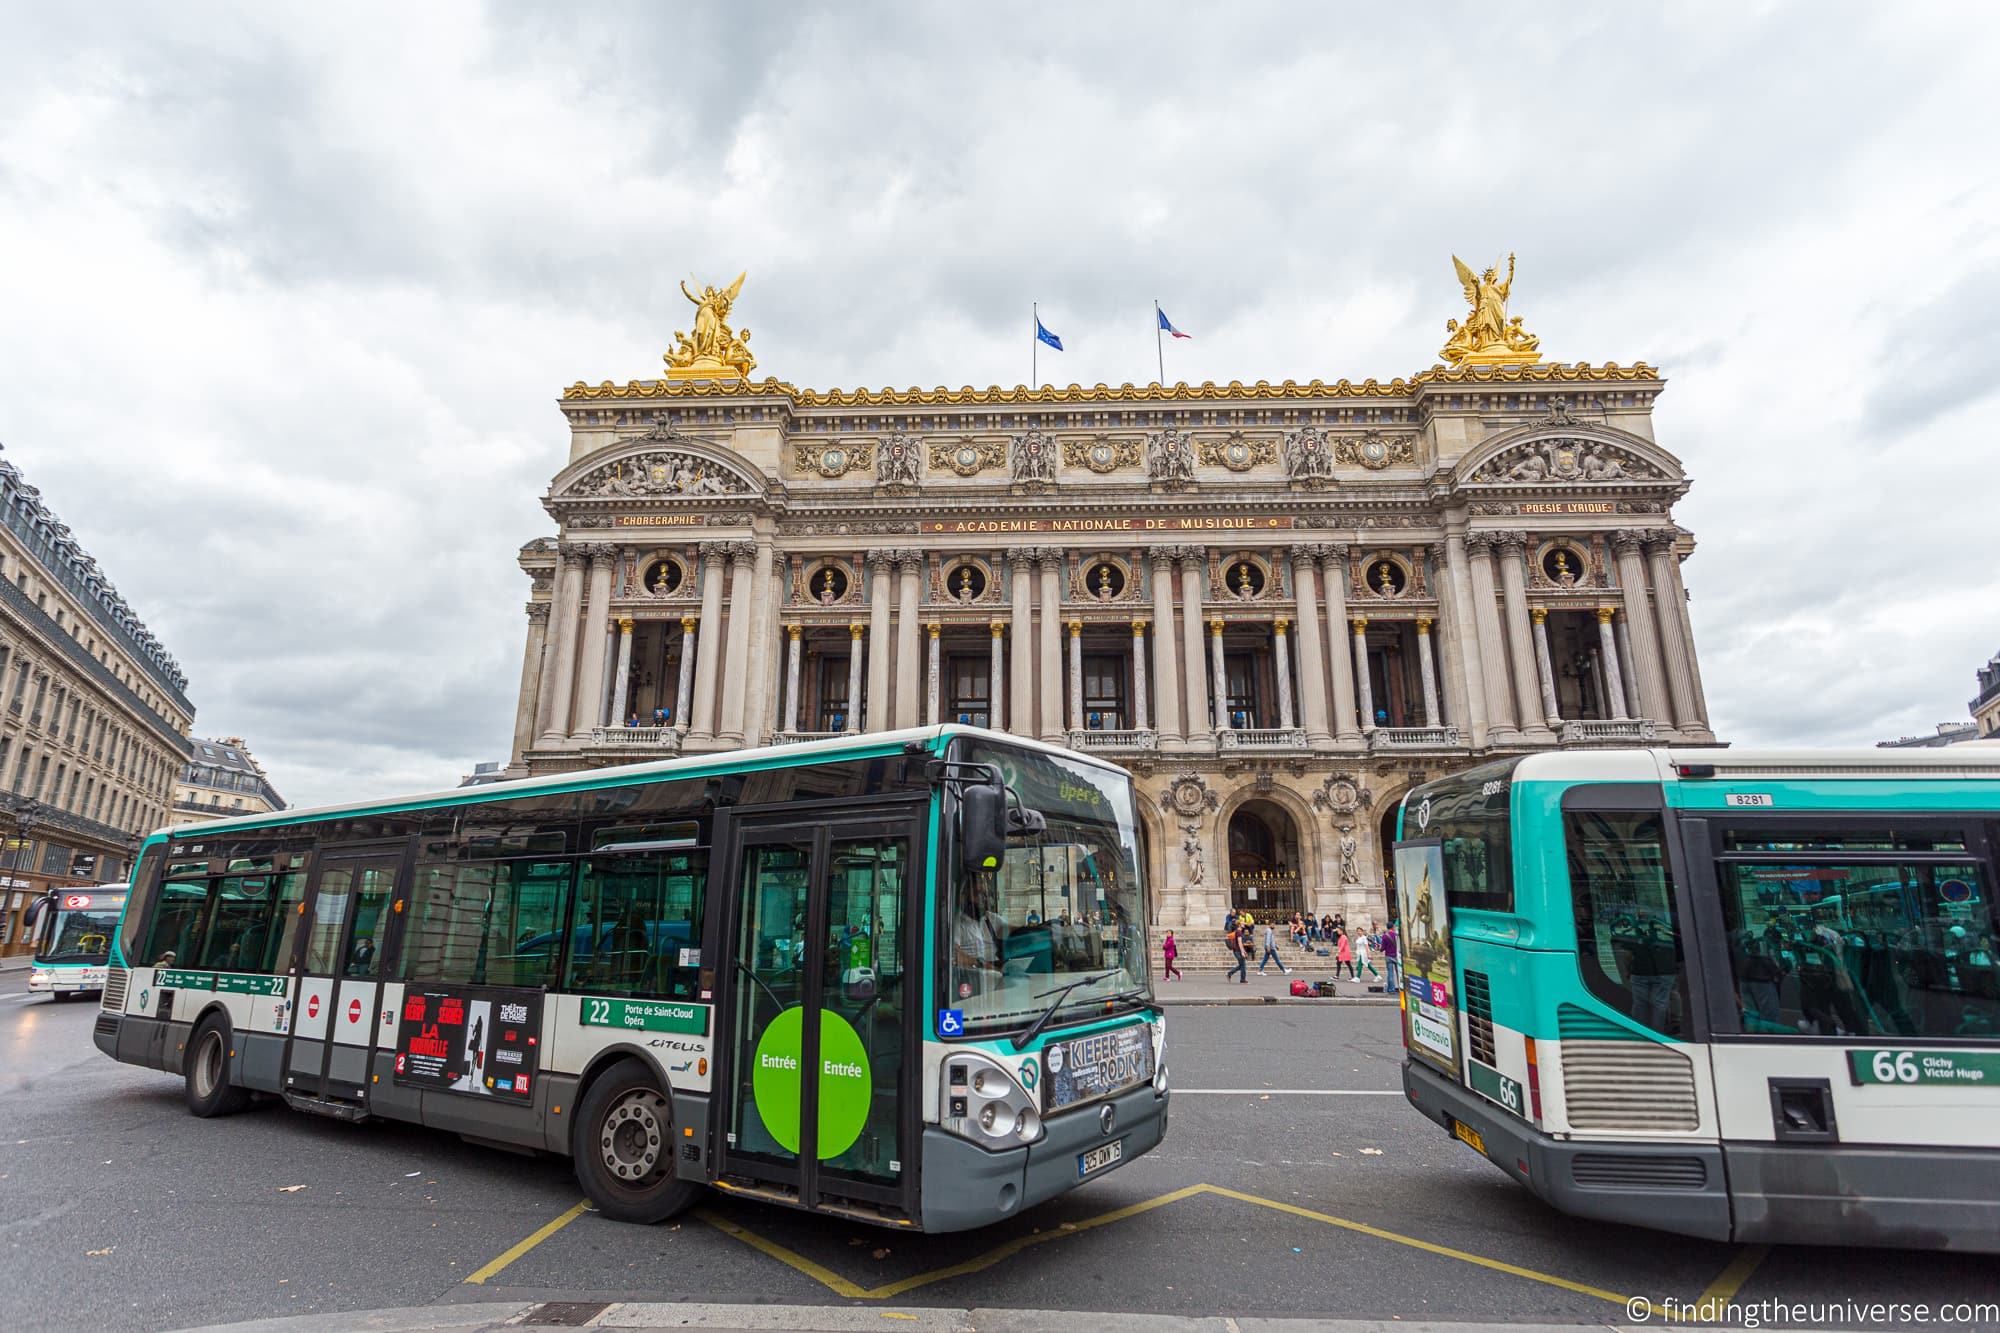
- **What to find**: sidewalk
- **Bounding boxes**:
[1154,967,1395,1005]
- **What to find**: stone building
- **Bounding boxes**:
[1972,654,2000,739]
[173,736,286,823]
[0,443,193,953]
[505,268,1713,931]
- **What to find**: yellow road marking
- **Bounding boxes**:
[1697,1244,1770,1306]
[463,1199,590,1285]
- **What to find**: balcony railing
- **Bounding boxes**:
[1559,718,1657,745]
[773,730,848,746]
[1368,725,1462,750]
[585,726,683,752]
[1215,727,1308,750]
[1066,728,1158,753]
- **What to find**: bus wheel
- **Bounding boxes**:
[185,1015,251,1118]
[49,992,71,1003]
[573,1059,697,1224]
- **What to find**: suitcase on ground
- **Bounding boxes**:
[1315,980,1339,997]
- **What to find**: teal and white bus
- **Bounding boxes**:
[25,885,126,999]
[1396,747,2000,1252]
[93,725,1166,1230]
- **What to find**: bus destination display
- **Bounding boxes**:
[394,988,542,1102]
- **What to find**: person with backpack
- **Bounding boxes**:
[1224,919,1249,984]
[1161,929,1182,981]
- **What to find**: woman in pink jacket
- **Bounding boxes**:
[1334,926,1354,980]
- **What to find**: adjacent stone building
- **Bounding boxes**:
[0,444,193,953]
[506,269,1714,930]
[173,736,286,823]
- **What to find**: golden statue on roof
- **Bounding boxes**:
[666,271,757,380]
[1440,253,1542,367]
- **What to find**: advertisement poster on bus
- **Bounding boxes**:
[1394,840,1459,1077]
[393,988,541,1102]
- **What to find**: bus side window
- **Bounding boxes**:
[567,852,708,1000]
[1564,809,1687,1039]
[146,876,215,970]
[118,846,164,966]
[261,873,308,973]
[404,859,572,989]
[196,877,279,973]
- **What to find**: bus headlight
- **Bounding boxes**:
[1154,1061,1168,1094]
[943,1051,1045,1148]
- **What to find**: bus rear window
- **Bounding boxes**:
[1429,782,1513,913]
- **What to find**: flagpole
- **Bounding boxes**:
[1032,302,1037,391]
[1154,300,1164,386]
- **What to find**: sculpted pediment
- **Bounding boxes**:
[552,415,765,501]
[1459,423,1681,487]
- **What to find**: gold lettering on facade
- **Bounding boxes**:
[919,516,1293,534]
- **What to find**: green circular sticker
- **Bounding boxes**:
[751,1007,873,1159]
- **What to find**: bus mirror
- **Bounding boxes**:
[960,780,1009,873]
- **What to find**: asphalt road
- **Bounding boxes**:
[3,986,1998,1331]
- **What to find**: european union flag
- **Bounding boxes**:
[1035,316,1064,352]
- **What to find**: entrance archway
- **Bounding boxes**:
[1227,799,1303,915]
[1378,797,1405,929]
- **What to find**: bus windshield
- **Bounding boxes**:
[39,895,125,964]
[945,739,1151,1036]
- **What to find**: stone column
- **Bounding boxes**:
[1317,547,1361,743]
[1596,608,1629,720]
[1208,618,1229,730]
[1287,549,1332,744]
[1131,619,1149,731]
[1439,533,1488,748]
[1067,620,1084,731]
[1464,533,1519,741]
[894,551,923,728]
[866,549,893,732]
[1179,550,1212,743]
[1663,550,1713,733]
[989,620,1006,729]
[1147,550,1183,745]
[1613,613,1644,719]
[1646,535,1704,733]
[1273,618,1295,731]
[512,602,550,762]
[674,615,698,730]
[717,543,757,744]
[783,624,802,734]
[687,545,727,740]
[571,544,615,739]
[845,624,866,732]
[597,625,618,728]
[1037,550,1064,741]
[1530,608,1560,727]
[1415,616,1441,729]
[610,617,636,725]
[1612,530,1673,725]
[1494,535,1551,741]
[1351,618,1375,732]
[741,543,778,745]
[926,623,942,725]
[1007,548,1034,738]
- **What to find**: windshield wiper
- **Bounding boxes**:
[1012,969,1117,1049]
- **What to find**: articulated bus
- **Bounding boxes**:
[1397,747,2000,1253]
[93,725,1166,1230]
[24,885,126,999]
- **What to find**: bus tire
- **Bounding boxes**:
[50,991,71,1003]
[185,1014,251,1118]
[573,1059,697,1224]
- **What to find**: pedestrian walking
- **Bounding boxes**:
[1354,927,1374,982]
[1257,920,1290,974]
[1334,927,1354,980]
[1382,922,1400,992]
[1162,929,1182,981]
[1225,919,1249,984]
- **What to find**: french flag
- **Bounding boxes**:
[1157,307,1191,339]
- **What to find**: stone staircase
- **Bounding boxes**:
[1154,930,1336,973]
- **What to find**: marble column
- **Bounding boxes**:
[926,623,942,725]
[1464,533,1519,741]
[1208,618,1229,731]
[597,625,618,728]
[783,624,802,734]
[688,545,727,740]
[1439,533,1488,748]
[1530,608,1560,727]
[674,615,698,730]
[1494,535,1551,740]
[1613,613,1644,719]
[1067,620,1084,731]
[512,602,550,762]
[1287,550,1332,744]
[1351,618,1375,732]
[1317,547,1361,743]
[1415,616,1441,729]
[893,551,923,729]
[717,544,757,744]
[1272,618,1295,731]
[1037,550,1064,741]
[845,624,866,732]
[1147,550,1183,744]
[1179,550,1212,742]
[1596,608,1630,720]
[740,543,778,745]
[1131,619,1150,732]
[1646,535,1704,733]
[1007,548,1034,738]
[1611,530,1672,726]
[572,545,616,739]
[988,621,1006,730]
[537,547,584,745]
[866,548,893,732]
[1662,547,1713,732]
[610,617,636,725]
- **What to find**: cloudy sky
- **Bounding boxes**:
[2,2,1995,809]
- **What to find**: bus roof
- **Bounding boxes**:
[143,724,1124,845]
[1509,745,2000,786]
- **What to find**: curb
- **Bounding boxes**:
[1157,994,1395,1007]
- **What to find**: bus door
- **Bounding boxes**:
[286,846,405,1105]
[716,812,920,1219]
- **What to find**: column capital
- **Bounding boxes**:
[1491,532,1528,556]
[850,621,866,639]
[697,541,730,566]
[1067,619,1083,636]
[1176,545,1210,568]
[681,614,698,632]
[1416,616,1433,633]
[1273,616,1290,634]
[990,619,1007,637]
[1596,606,1617,624]
[1283,542,1333,563]
[1351,616,1369,633]
[1643,531,1681,557]
[526,602,551,623]
[1036,547,1068,572]
[1209,617,1225,636]
[928,621,941,638]
[617,617,635,633]
[895,548,927,574]
[724,540,757,567]
[1530,607,1547,624]
[1130,617,1148,634]
[1315,542,1349,562]
[786,623,802,640]
[578,541,620,561]
[1463,530,1499,555]
[1609,528,1648,556]
[1426,541,1449,562]
[1146,545,1177,567]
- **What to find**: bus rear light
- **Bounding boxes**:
[1524,1037,1543,1122]
[1675,763,1715,778]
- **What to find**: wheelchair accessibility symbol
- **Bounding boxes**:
[937,1008,965,1037]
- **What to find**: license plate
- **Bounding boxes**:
[1452,1119,1486,1156]
[1078,1139,1124,1178]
